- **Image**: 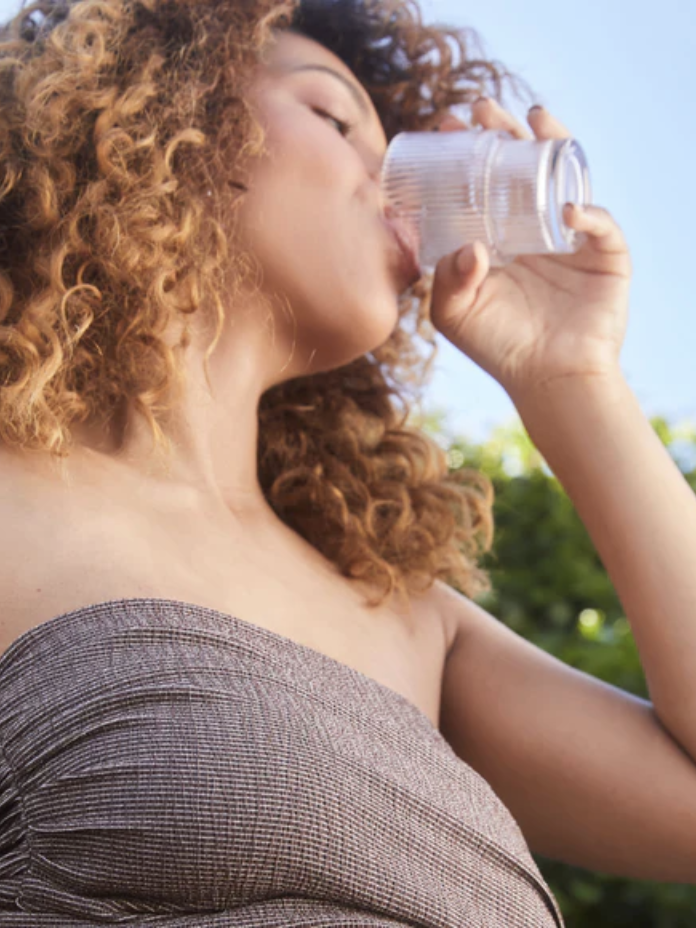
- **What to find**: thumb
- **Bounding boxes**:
[430,241,490,336]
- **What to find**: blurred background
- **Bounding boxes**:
[410,8,696,920]
[410,0,696,928]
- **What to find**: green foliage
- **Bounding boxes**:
[416,406,696,926]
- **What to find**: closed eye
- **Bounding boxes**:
[312,107,355,138]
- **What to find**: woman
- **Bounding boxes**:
[0,0,695,924]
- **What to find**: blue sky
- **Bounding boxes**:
[416,0,696,443]
[1,0,693,447]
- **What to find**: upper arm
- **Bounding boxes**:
[434,580,696,883]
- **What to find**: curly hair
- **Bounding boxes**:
[0,0,538,611]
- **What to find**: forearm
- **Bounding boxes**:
[511,371,696,762]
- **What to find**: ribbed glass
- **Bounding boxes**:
[380,127,592,271]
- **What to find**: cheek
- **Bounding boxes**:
[234,189,401,371]
[233,105,398,309]
[236,172,398,323]
[235,156,351,274]
[264,102,355,183]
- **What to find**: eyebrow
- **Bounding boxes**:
[281,63,372,120]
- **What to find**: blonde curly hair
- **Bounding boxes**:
[0,0,538,610]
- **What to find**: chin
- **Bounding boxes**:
[271,275,402,379]
[351,291,401,342]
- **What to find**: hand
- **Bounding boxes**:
[428,101,632,400]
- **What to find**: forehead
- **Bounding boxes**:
[261,30,359,82]
[260,31,374,111]
[256,31,385,142]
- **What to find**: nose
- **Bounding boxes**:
[371,153,390,215]
[372,173,387,218]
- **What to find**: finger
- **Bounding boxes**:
[471,97,533,141]
[564,204,633,269]
[435,113,471,132]
[527,105,573,140]
[429,241,491,339]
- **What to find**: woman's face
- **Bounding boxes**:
[234,30,414,379]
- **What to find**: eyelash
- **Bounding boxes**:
[313,107,354,138]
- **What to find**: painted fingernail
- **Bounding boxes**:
[529,105,544,114]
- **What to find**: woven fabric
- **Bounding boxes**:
[0,598,565,927]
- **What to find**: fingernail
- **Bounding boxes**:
[529,105,544,114]
[456,246,476,277]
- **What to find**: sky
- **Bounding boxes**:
[0,0,694,446]
[415,0,696,444]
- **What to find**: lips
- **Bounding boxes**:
[383,213,422,288]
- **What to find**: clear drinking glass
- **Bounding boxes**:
[380,126,593,272]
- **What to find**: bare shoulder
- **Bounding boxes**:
[429,578,478,656]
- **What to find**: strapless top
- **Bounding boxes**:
[0,597,564,926]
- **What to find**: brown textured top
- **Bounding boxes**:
[0,597,564,926]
